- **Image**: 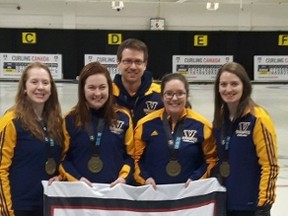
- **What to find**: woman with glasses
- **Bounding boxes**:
[133,73,218,189]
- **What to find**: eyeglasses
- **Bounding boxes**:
[163,91,186,100]
[121,59,144,66]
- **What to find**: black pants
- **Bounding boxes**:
[14,209,43,216]
[227,210,255,216]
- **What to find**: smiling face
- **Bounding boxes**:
[117,48,147,84]
[219,71,243,108]
[84,74,109,110]
[25,67,51,108]
[162,79,187,120]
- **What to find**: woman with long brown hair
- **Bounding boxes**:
[0,62,66,216]
[60,61,134,187]
[213,62,279,216]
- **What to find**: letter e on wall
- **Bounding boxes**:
[194,35,208,47]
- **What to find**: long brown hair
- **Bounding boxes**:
[69,61,117,128]
[213,62,256,128]
[12,62,64,146]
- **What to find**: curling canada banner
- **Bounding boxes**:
[42,178,226,216]
[84,54,119,80]
[0,53,63,79]
[172,55,233,82]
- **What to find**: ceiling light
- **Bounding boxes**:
[176,0,188,3]
[206,2,219,11]
[111,1,124,11]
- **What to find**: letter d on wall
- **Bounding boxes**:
[108,34,122,45]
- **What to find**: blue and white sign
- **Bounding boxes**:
[0,53,62,79]
[84,54,119,80]
[254,55,288,81]
[172,55,233,82]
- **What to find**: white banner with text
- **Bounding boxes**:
[0,53,62,79]
[254,55,288,81]
[172,55,233,82]
[43,178,226,216]
[84,54,119,80]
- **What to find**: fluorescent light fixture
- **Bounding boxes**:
[176,0,188,3]
[111,1,124,11]
[206,2,219,11]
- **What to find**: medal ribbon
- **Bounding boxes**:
[40,120,55,160]
[85,118,105,156]
[162,112,184,160]
[221,115,238,161]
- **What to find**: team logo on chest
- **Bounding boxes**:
[143,101,159,114]
[109,120,124,134]
[182,129,198,143]
[236,122,251,137]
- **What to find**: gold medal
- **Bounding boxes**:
[219,161,230,178]
[88,156,103,173]
[45,158,57,175]
[166,160,181,177]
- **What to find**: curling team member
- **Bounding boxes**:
[113,38,163,127]
[134,73,217,189]
[212,62,279,216]
[0,62,66,216]
[60,61,134,187]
